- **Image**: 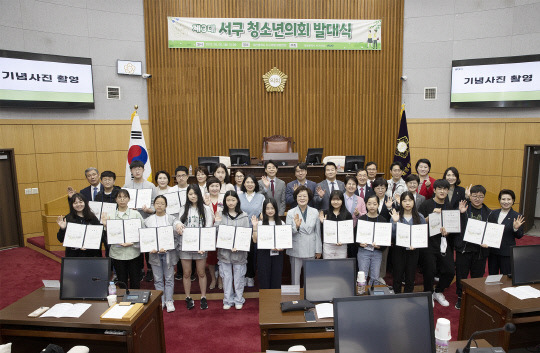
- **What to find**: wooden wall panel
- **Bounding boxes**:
[502,150,523,177]
[14,154,38,184]
[447,149,504,176]
[95,125,131,151]
[21,211,43,235]
[504,123,540,149]
[143,0,404,175]
[33,125,97,153]
[448,123,506,150]
[35,152,98,182]
[97,151,128,178]
[407,123,450,149]
[0,125,35,154]
[18,183,41,213]
[39,179,88,209]
[409,147,448,174]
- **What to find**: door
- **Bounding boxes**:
[0,149,23,248]
[520,145,540,233]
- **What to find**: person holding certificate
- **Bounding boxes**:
[177,184,214,310]
[372,178,395,284]
[57,193,104,258]
[102,189,144,290]
[253,198,285,289]
[204,177,223,290]
[390,191,426,293]
[454,185,491,309]
[144,195,182,312]
[487,189,525,276]
[319,190,353,259]
[286,186,322,285]
[214,191,252,310]
[357,194,388,285]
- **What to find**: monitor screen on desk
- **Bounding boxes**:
[305,148,323,165]
[229,149,250,166]
[198,156,220,174]
[511,244,540,286]
[334,293,435,353]
[344,155,365,172]
[60,257,111,300]
[304,258,356,302]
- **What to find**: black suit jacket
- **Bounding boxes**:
[487,208,524,256]
[80,184,103,202]
[445,186,466,210]
[355,185,374,200]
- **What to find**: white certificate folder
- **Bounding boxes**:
[106,219,142,244]
[256,225,293,250]
[216,225,252,252]
[63,223,103,250]
[181,227,217,252]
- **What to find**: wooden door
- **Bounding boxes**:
[0,149,23,248]
[520,145,540,233]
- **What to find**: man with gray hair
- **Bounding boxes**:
[78,167,103,201]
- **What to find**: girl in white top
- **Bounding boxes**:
[155,170,172,195]
[232,169,245,195]
[144,195,182,312]
[213,163,235,194]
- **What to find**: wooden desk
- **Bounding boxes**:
[0,288,165,353]
[458,276,540,351]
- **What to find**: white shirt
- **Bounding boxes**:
[326,179,338,192]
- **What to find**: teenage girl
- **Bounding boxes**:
[213,163,235,194]
[319,190,352,259]
[204,176,223,290]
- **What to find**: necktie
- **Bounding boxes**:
[331,182,335,193]
[392,183,397,194]
[360,187,364,199]
[93,186,98,201]
[270,179,275,197]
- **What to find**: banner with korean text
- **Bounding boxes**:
[168,17,381,50]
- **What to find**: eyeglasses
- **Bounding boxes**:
[470,194,485,200]
[176,174,188,179]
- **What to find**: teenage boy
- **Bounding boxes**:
[354,168,374,200]
[314,162,345,211]
[404,174,425,209]
[454,185,491,309]
[95,171,121,203]
[258,160,286,216]
[123,160,158,282]
[386,162,407,199]
[418,179,455,307]
[365,161,378,187]
[286,162,317,208]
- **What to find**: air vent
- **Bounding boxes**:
[107,86,120,100]
[424,87,437,100]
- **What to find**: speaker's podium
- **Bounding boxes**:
[262,135,298,166]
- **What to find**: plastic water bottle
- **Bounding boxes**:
[357,271,366,295]
[108,281,116,296]
[435,318,451,353]
[435,338,449,353]
[189,165,193,176]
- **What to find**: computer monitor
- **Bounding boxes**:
[197,156,220,174]
[511,244,540,286]
[60,257,111,300]
[305,148,323,165]
[303,258,356,303]
[334,293,435,353]
[229,149,250,166]
[344,155,365,172]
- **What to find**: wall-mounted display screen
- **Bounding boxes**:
[0,50,94,109]
[451,54,540,108]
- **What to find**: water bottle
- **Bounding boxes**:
[108,281,116,296]
[435,338,449,353]
[435,318,451,353]
[357,271,366,295]
[189,165,193,176]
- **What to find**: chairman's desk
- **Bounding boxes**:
[458,276,540,351]
[0,288,165,353]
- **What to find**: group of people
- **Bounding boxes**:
[57,157,525,312]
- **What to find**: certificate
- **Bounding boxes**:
[274,225,293,249]
[181,227,200,252]
[216,225,236,250]
[233,227,252,252]
[428,212,442,237]
[135,189,153,209]
[157,226,175,251]
[395,222,410,248]
[356,220,374,244]
[101,202,117,220]
[463,218,486,245]
[125,188,138,209]
[482,223,504,249]
[139,228,158,253]
[124,218,142,243]
[106,219,125,245]
[337,219,354,244]
[373,223,392,247]
[82,224,104,250]
[257,225,275,250]
[411,224,428,248]
[442,210,461,233]
[164,192,181,215]
[199,227,217,251]
[323,220,338,244]
[88,201,117,222]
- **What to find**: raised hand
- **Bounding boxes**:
[293,183,299,191]
[56,215,67,229]
[204,194,211,206]
[465,184,472,199]
[101,213,109,226]
[459,200,468,213]
[66,186,76,198]
[294,213,302,229]
[316,186,325,198]
[261,175,270,189]
[214,211,222,223]
[390,209,400,222]
[385,197,393,209]
[251,215,258,228]
[425,178,431,188]
[513,215,525,230]
[319,210,325,223]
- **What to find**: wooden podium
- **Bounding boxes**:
[41,194,70,251]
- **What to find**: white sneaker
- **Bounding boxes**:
[166,301,175,312]
[223,304,231,310]
[246,277,255,287]
[433,292,449,307]
[235,304,243,310]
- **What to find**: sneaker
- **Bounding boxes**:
[175,273,182,281]
[455,297,461,310]
[433,292,449,307]
[434,276,440,282]
[166,301,175,313]
[378,277,386,285]
[223,304,231,310]
[190,274,196,281]
[200,297,208,310]
[144,272,154,282]
[246,277,255,287]
[235,304,243,310]
[185,297,194,310]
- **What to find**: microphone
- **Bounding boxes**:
[457,323,516,353]
[114,280,130,295]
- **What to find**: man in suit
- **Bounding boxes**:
[355,168,374,200]
[365,161,378,188]
[286,162,317,208]
[386,161,407,199]
[78,167,103,202]
[258,160,286,216]
[314,161,345,211]
[404,174,425,210]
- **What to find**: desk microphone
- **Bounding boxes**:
[457,323,516,353]
[114,281,130,295]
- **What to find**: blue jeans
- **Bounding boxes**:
[357,247,382,285]
[151,253,175,303]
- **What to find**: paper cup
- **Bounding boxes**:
[435,318,451,340]
[357,271,366,283]
[107,295,117,307]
